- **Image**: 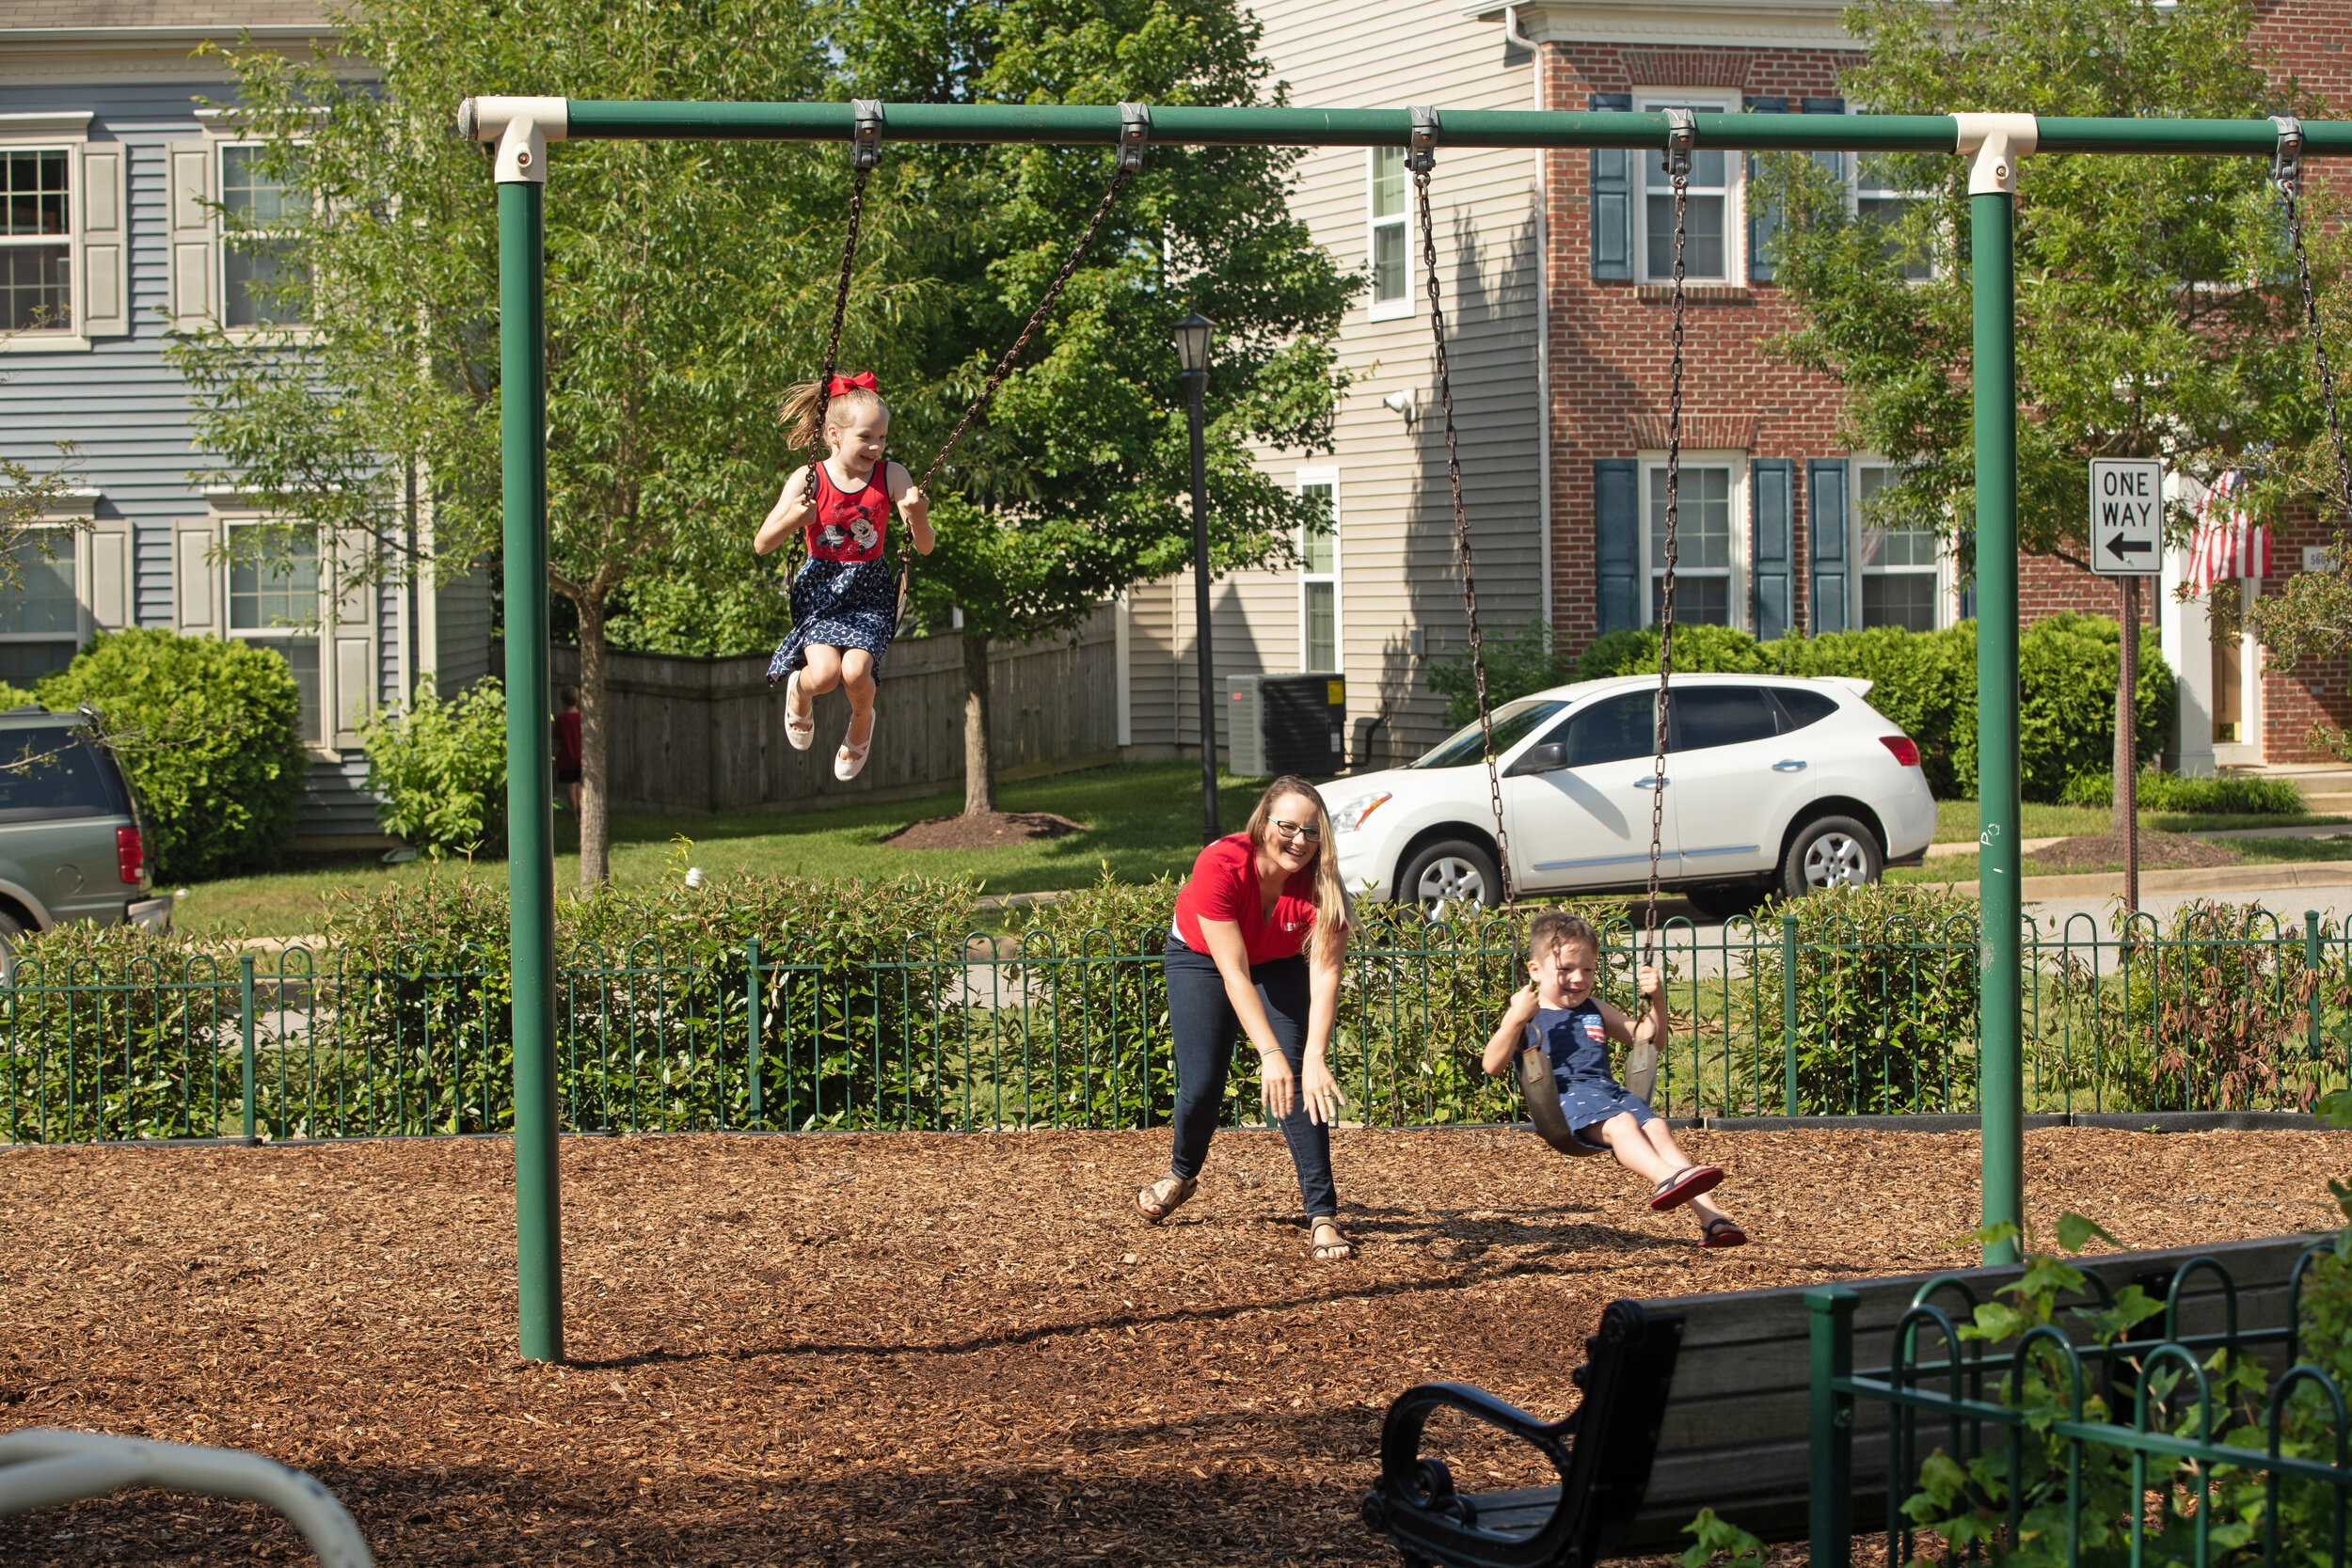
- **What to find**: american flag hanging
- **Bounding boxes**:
[2187,469,2269,595]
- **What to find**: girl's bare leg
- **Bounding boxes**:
[840,649,877,745]
[802,644,844,696]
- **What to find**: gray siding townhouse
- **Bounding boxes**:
[0,4,489,848]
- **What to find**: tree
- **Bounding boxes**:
[1754,0,2336,800]
[824,0,1353,816]
[170,0,849,883]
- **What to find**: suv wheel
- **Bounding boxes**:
[1399,838,1502,911]
[1781,816,1883,899]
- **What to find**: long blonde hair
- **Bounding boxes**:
[778,379,888,452]
[1246,775,1352,965]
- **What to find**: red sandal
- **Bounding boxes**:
[1648,1165,1724,1212]
[1699,1217,1748,1248]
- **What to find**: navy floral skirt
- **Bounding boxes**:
[767,556,899,685]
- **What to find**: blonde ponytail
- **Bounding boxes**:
[778,379,888,452]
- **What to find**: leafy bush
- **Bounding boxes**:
[1891,1207,2352,1568]
[358,677,509,852]
[0,680,40,711]
[2042,898,2339,1114]
[2015,612,2175,806]
[1740,880,1981,1114]
[35,629,310,881]
[2058,768,2304,816]
[1427,620,1579,728]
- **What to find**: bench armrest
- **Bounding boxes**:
[1365,1382,1574,1566]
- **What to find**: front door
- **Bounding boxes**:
[1507,690,1680,892]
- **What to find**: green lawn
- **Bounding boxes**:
[1930,800,2348,843]
[173,761,1258,939]
[1888,834,2352,886]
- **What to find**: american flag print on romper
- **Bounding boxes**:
[2187,469,2270,595]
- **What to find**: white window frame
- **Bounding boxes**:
[1634,91,1739,285]
[215,138,307,334]
[219,515,334,753]
[1366,146,1413,322]
[1640,452,1746,631]
[1851,458,1957,631]
[0,113,95,353]
[1297,467,1340,673]
[1824,110,1937,283]
[0,523,90,683]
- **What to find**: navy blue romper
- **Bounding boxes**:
[1527,997,1660,1150]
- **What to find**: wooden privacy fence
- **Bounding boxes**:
[546,605,1118,813]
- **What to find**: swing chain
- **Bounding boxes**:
[2272,115,2352,528]
[795,121,882,579]
[1410,105,1514,909]
[1643,110,1693,973]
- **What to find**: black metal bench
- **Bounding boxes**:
[1360,1231,2324,1568]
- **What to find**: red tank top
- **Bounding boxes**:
[806,459,890,563]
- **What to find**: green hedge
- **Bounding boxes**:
[358,677,509,852]
[1543,616,2172,803]
[37,630,310,881]
[2058,768,2305,815]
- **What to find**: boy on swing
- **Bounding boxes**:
[1482,911,1746,1248]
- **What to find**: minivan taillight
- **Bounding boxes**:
[1878,736,1921,768]
[117,826,143,885]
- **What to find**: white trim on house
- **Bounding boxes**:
[1633,88,1741,285]
[1365,145,1414,323]
[1461,0,1853,49]
[1296,467,1341,673]
[1640,451,1746,631]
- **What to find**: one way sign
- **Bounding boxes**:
[2089,457,2164,576]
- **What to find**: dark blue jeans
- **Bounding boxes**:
[1163,936,1339,1218]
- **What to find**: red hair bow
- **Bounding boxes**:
[827,372,879,396]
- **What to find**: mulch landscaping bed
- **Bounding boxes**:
[2,1127,2344,1566]
[880,811,1088,850]
[2029,828,2244,872]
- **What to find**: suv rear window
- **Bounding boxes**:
[1670,687,1781,752]
[0,726,130,822]
[1771,687,1841,732]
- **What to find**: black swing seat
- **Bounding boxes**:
[1362,1230,2325,1568]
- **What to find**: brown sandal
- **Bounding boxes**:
[1309,1218,1353,1260]
[1136,1173,1197,1225]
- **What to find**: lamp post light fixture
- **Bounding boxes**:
[1173,310,1219,847]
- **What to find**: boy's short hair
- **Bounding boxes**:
[1529,910,1598,963]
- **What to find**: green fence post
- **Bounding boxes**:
[488,100,564,1364]
[1967,119,2027,1267]
[1782,912,1802,1117]
[1808,1286,1857,1567]
[746,936,763,1127]
[2307,910,2324,1069]
[239,952,257,1141]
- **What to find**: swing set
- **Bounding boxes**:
[456,94,2349,1363]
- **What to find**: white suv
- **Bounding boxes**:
[1328,673,1937,919]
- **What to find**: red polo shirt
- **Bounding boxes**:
[1172,833,1320,964]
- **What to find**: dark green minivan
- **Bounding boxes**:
[0,706,169,966]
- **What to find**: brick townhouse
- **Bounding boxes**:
[1115,0,2352,775]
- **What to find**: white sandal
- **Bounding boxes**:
[783,671,814,752]
[834,714,874,782]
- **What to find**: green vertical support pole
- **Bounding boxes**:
[239,952,257,1140]
[2306,911,2323,1069]
[1782,912,1802,1116]
[1965,117,2030,1268]
[494,102,564,1364]
[746,936,763,1127]
[1807,1287,1856,1567]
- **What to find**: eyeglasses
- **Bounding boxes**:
[1269,819,1324,845]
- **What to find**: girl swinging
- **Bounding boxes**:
[756,373,934,781]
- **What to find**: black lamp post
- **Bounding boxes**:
[1174,310,1220,847]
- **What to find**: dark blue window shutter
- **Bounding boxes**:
[1596,459,1640,633]
[1590,94,1633,282]
[1750,458,1793,640]
[1743,96,1789,283]
[1807,458,1850,634]
[1804,97,1848,185]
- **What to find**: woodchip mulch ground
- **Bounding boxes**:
[2,1127,2344,1566]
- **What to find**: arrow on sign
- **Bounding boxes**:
[2106,533,2153,559]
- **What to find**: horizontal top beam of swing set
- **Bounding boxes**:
[531,100,2352,157]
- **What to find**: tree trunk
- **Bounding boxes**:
[961,628,996,817]
[578,601,612,885]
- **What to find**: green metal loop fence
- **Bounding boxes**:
[6,907,2349,1144]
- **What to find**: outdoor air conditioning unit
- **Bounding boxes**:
[1225,673,1346,778]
